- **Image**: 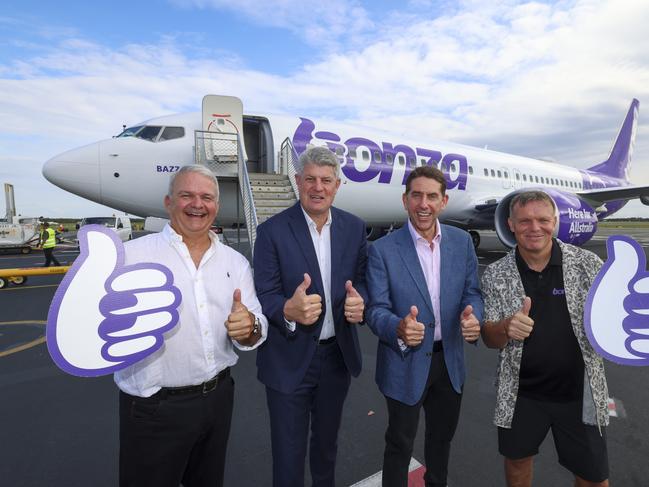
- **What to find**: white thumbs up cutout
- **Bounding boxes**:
[585,235,649,366]
[47,225,182,376]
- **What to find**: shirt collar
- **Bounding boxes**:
[407,219,442,247]
[162,223,220,248]
[301,206,332,230]
[515,238,562,273]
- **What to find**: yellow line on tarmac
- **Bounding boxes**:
[0,284,60,291]
[0,320,47,357]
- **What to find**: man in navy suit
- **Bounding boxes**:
[253,146,368,487]
[366,165,483,487]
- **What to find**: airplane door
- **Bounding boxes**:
[201,95,247,170]
[501,167,511,190]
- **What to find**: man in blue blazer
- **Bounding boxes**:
[366,165,483,487]
[253,146,368,487]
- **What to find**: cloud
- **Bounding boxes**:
[2,0,649,218]
[170,0,374,50]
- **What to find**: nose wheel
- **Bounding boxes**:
[469,231,480,249]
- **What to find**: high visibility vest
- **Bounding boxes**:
[42,228,56,249]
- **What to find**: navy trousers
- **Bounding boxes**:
[266,340,351,487]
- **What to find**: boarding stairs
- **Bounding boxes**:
[249,174,297,224]
[194,131,299,257]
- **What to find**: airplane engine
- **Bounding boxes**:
[494,188,598,248]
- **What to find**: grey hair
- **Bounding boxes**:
[168,165,219,200]
[509,190,556,217]
[297,146,340,178]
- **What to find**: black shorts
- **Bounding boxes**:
[498,395,609,482]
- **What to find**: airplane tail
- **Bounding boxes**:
[587,98,639,182]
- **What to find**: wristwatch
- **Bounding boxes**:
[251,315,261,337]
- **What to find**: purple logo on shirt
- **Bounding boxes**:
[47,225,182,377]
[552,288,565,295]
[585,235,649,366]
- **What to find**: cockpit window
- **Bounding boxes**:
[117,125,144,137]
[159,126,185,141]
[137,126,162,141]
[81,217,116,227]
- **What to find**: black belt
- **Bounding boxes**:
[433,341,443,353]
[318,336,336,345]
[156,367,230,397]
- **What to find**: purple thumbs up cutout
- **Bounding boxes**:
[585,235,649,366]
[47,225,182,376]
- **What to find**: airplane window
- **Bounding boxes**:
[159,126,185,141]
[504,171,508,179]
[349,149,357,158]
[535,176,539,183]
[497,170,502,178]
[137,126,162,141]
[386,154,394,164]
[440,162,447,172]
[450,163,456,172]
[408,157,415,165]
[398,155,405,165]
[117,125,144,137]
[468,166,473,175]
[362,151,369,161]
[515,173,520,180]
[373,151,380,161]
[490,169,495,177]
[523,174,527,181]
[217,119,225,125]
[484,168,489,177]
[335,146,345,156]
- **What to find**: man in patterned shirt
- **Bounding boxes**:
[481,190,609,487]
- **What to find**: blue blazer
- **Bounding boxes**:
[366,224,483,405]
[253,203,368,394]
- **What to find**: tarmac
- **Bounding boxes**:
[1,227,648,486]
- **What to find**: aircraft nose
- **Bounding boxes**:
[42,143,102,202]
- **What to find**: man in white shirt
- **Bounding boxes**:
[115,165,267,487]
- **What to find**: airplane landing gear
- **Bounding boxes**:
[469,230,480,249]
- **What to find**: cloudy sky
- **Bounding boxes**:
[2,0,649,218]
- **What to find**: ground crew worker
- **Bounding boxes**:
[40,222,61,267]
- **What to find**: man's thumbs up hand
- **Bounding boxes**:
[283,273,322,325]
[460,305,480,342]
[505,296,535,341]
[397,305,425,347]
[344,280,364,324]
[226,288,258,344]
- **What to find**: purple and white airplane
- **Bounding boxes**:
[42,96,648,248]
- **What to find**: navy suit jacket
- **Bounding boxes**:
[253,203,368,394]
[366,223,483,405]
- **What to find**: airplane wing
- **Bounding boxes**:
[577,185,649,206]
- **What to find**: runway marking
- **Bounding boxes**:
[350,457,423,486]
[0,320,46,357]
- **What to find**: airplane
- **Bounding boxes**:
[42,95,649,249]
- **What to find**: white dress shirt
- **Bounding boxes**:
[114,224,267,398]
[302,207,335,340]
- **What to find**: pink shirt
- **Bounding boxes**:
[407,219,442,342]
